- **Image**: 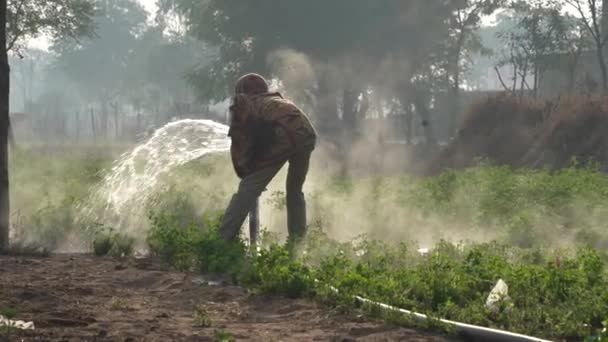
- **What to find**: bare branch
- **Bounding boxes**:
[494,66,513,92]
[564,0,599,41]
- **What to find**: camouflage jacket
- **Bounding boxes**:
[228,92,317,178]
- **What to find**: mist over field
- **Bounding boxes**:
[4,0,608,341]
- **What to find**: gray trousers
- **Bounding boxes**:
[219,146,313,242]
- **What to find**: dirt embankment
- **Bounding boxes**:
[431,95,608,173]
[0,254,455,342]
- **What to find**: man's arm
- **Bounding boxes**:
[228,95,255,178]
[228,125,253,178]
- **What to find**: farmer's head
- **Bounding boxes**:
[234,73,269,96]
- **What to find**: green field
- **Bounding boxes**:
[10,147,608,340]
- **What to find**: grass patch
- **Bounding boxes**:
[10,148,114,250]
[193,305,212,328]
[92,227,135,257]
[213,329,235,342]
[0,308,17,319]
[0,307,22,338]
[109,298,129,311]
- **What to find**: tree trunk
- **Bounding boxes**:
[136,110,141,139]
[90,108,97,141]
[533,65,539,99]
[409,87,436,146]
[101,101,108,140]
[0,0,9,251]
[448,82,461,141]
[74,110,80,142]
[519,65,528,98]
[596,45,608,93]
[405,105,413,144]
[603,0,608,46]
[111,102,119,139]
[399,95,413,144]
[567,51,581,92]
[342,88,357,135]
[511,65,518,92]
[60,111,66,145]
[7,114,14,148]
[448,44,462,140]
[315,72,339,138]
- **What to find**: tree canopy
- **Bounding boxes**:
[163,0,462,101]
[7,0,95,53]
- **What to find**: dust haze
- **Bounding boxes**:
[8,0,608,252]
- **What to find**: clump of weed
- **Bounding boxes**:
[196,229,246,280]
[147,211,247,277]
[110,234,135,257]
[240,243,314,298]
[213,329,235,342]
[0,308,17,319]
[193,305,212,327]
[93,231,113,256]
[147,212,205,271]
[92,227,135,258]
[10,149,111,251]
[0,325,18,338]
[109,298,129,311]
[0,307,23,338]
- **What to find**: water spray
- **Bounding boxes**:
[79,119,231,238]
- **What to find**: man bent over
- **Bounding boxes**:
[219,73,317,243]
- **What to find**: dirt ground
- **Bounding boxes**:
[0,254,459,342]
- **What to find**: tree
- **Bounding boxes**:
[10,48,49,112]
[163,0,459,146]
[497,0,569,97]
[561,15,593,92]
[123,26,213,122]
[48,0,214,139]
[0,0,94,251]
[7,0,95,53]
[53,0,148,138]
[0,0,8,251]
[443,0,505,135]
[564,0,608,92]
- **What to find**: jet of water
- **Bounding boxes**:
[79,119,231,240]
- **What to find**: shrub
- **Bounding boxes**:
[92,227,135,257]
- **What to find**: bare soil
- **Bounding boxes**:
[0,254,458,342]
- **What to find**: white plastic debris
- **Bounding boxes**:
[485,279,510,312]
[417,248,430,256]
[0,315,35,330]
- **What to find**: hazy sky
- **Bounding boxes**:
[28,0,157,50]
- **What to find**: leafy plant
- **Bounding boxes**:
[109,233,135,258]
[0,307,17,319]
[92,227,135,258]
[93,230,113,256]
[110,298,129,311]
[213,329,235,342]
[193,305,212,328]
[241,243,314,298]
[147,212,204,271]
